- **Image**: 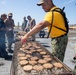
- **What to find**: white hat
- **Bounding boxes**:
[37,0,45,6]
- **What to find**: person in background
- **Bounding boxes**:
[21,0,68,62]
[22,16,27,31]
[5,13,15,53]
[27,15,36,41]
[0,14,12,60]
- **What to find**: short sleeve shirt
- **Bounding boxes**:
[44,6,66,38]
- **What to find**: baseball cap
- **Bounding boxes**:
[37,0,46,6]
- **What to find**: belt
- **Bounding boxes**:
[52,34,67,39]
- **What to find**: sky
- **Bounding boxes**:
[0,0,76,26]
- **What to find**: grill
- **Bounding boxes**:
[10,41,73,75]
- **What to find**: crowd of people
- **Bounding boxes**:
[0,13,36,60]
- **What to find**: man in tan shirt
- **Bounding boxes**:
[5,13,15,53]
[27,15,36,41]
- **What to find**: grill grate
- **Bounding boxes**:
[10,41,73,75]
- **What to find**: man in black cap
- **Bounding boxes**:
[21,0,68,62]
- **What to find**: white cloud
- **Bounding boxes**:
[1,0,6,5]
[63,0,75,6]
[69,0,75,3]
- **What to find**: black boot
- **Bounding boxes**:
[4,55,12,60]
[7,49,13,53]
